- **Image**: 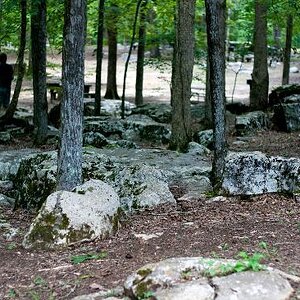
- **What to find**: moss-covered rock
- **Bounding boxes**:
[22,179,120,249]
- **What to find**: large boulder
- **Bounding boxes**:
[124,257,295,300]
[131,103,172,123]
[11,147,212,211]
[269,84,300,106]
[123,114,171,145]
[195,129,214,149]
[0,149,41,181]
[235,111,269,136]
[114,164,176,210]
[22,179,120,249]
[223,152,300,195]
[273,94,300,132]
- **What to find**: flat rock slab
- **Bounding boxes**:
[123,257,296,300]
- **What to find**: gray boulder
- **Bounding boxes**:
[273,95,300,132]
[83,132,109,148]
[131,103,172,123]
[235,111,269,136]
[0,149,41,181]
[22,179,120,249]
[187,142,211,156]
[114,164,176,210]
[124,114,171,145]
[195,129,214,149]
[124,257,295,300]
[223,152,300,195]
[269,84,300,106]
[0,131,12,143]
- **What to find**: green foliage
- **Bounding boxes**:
[138,290,154,299]
[204,251,265,278]
[6,288,17,299]
[71,251,108,264]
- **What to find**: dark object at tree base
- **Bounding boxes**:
[226,102,250,115]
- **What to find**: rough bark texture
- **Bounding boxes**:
[135,0,147,107]
[250,0,269,110]
[31,0,48,145]
[0,0,27,125]
[205,54,212,128]
[282,15,293,85]
[169,0,195,152]
[104,4,120,100]
[57,0,86,191]
[94,0,105,116]
[205,0,227,191]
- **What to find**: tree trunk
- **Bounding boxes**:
[104,4,120,100]
[135,0,147,107]
[250,0,269,110]
[282,15,293,85]
[57,0,86,191]
[169,0,195,152]
[94,0,105,116]
[0,0,27,125]
[31,0,48,145]
[205,53,212,128]
[121,0,143,119]
[205,0,227,191]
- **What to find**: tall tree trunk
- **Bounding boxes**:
[0,0,27,124]
[57,0,86,191]
[94,0,105,116]
[121,0,143,119]
[205,0,227,191]
[135,0,147,107]
[31,0,48,145]
[250,0,269,110]
[104,3,120,100]
[169,0,195,152]
[282,15,293,85]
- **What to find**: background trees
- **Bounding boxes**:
[169,0,195,152]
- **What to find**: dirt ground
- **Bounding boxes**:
[0,48,300,299]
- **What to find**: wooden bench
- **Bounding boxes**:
[47,82,93,101]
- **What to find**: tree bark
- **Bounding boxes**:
[205,0,227,191]
[57,0,86,191]
[135,0,147,107]
[282,15,293,85]
[169,0,195,152]
[94,0,105,116]
[31,0,48,145]
[0,0,27,125]
[104,3,120,100]
[250,0,269,110]
[205,54,212,128]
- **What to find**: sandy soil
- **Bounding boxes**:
[9,46,300,110]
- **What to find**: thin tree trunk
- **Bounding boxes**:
[31,0,48,145]
[282,15,293,85]
[135,0,147,107]
[94,0,105,116]
[250,0,269,110]
[205,0,227,191]
[121,0,143,119]
[0,0,27,124]
[169,0,195,152]
[57,0,86,191]
[104,4,120,100]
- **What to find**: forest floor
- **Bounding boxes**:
[0,48,300,299]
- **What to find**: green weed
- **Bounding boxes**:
[71,251,107,264]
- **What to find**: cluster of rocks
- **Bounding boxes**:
[71,257,300,300]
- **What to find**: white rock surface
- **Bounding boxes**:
[223,152,300,195]
[23,179,120,249]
